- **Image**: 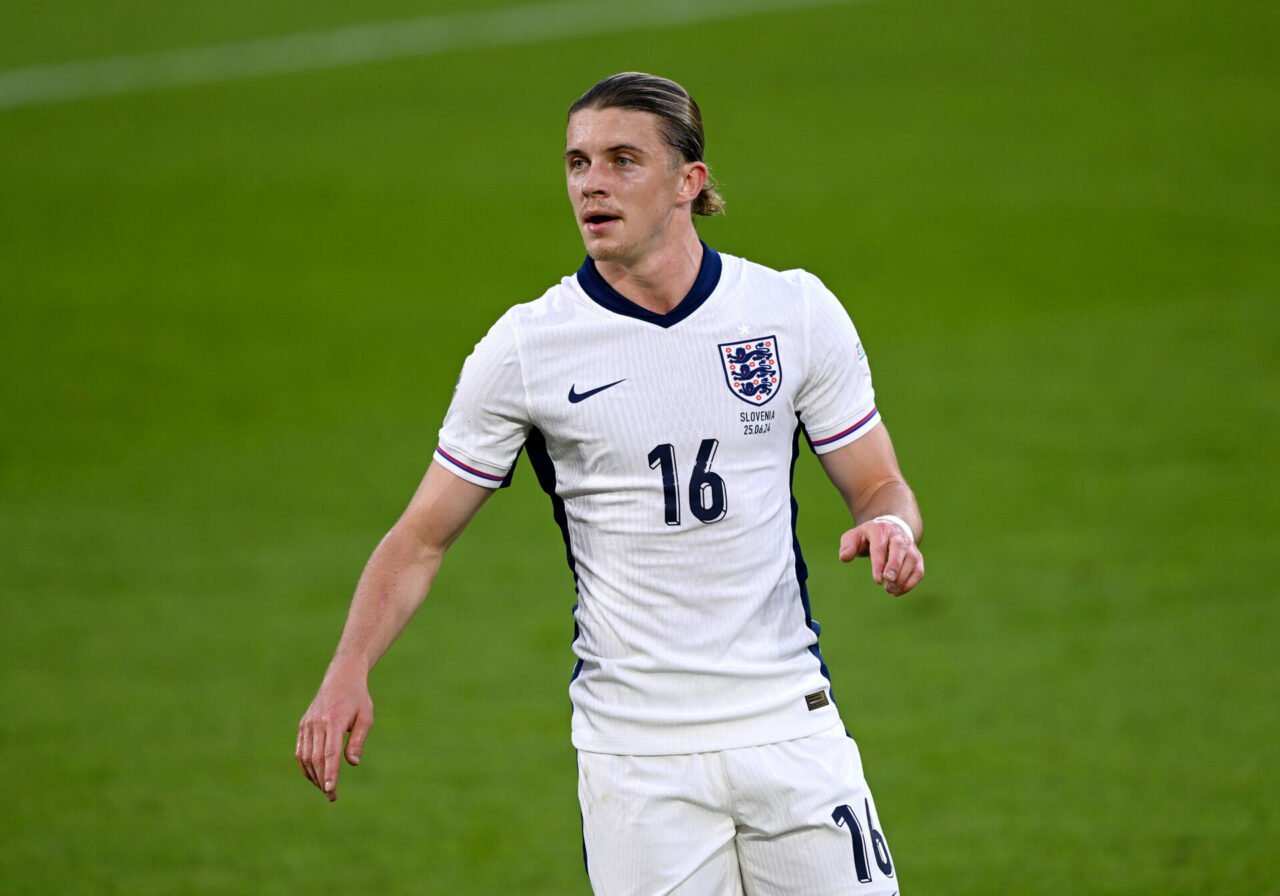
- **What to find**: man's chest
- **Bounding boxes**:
[520,317,805,491]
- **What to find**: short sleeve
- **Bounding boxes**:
[793,274,880,454]
[435,312,532,488]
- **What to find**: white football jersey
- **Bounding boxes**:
[436,246,880,755]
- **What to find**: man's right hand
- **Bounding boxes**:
[296,663,374,802]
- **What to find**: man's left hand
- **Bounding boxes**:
[839,518,925,596]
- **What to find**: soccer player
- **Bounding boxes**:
[297,72,924,895]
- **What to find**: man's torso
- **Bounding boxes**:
[437,248,879,754]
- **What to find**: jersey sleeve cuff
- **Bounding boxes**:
[434,446,511,489]
[807,407,880,454]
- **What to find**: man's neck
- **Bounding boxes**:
[594,230,704,315]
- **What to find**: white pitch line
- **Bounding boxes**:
[0,0,867,111]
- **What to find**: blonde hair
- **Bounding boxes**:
[569,72,725,217]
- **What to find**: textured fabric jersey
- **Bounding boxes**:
[436,245,880,755]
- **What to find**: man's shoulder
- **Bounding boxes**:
[487,271,583,330]
[722,251,828,298]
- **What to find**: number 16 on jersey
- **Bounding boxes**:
[647,438,727,526]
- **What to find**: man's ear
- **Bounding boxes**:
[677,161,708,205]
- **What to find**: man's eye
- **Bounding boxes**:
[570,158,587,170]
[616,157,633,167]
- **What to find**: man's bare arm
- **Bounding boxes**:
[296,461,493,801]
[818,424,925,596]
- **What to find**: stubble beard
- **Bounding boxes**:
[587,240,626,263]
[583,216,670,268]
[582,227,635,265]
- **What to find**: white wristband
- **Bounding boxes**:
[872,514,915,543]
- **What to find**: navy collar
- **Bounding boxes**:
[576,242,722,329]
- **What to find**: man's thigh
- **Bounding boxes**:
[728,727,900,896]
[577,750,744,896]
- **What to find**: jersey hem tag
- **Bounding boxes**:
[805,690,830,711]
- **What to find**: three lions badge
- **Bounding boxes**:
[718,336,781,406]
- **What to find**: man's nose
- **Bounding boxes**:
[580,167,608,196]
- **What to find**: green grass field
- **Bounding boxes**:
[2,0,1277,892]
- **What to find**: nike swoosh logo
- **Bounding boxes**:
[568,379,626,403]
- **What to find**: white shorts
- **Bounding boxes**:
[577,725,899,896]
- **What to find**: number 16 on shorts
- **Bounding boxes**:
[833,799,895,884]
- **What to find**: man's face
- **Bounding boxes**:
[565,107,695,266]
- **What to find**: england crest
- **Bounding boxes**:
[718,335,782,406]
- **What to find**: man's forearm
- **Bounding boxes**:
[298,463,491,800]
[854,478,923,543]
[328,525,445,674]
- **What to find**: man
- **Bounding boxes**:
[297,72,924,895]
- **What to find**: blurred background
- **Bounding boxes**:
[2,0,1276,892]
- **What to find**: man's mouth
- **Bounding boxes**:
[584,213,620,233]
